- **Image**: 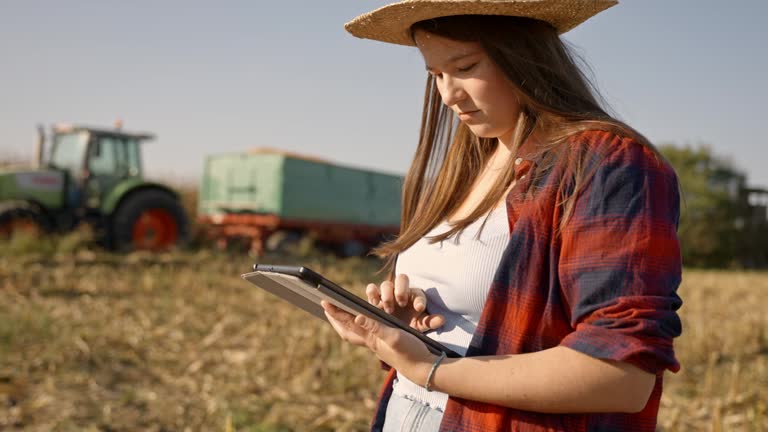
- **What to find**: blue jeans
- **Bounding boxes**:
[383,392,444,432]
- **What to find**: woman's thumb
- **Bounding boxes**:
[355,314,381,334]
[355,315,397,343]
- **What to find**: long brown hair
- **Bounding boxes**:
[373,15,656,275]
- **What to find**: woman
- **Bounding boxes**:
[321,1,683,431]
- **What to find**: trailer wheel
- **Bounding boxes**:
[111,190,189,251]
[0,201,50,240]
[339,239,367,258]
[266,230,303,254]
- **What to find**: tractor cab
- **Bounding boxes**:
[47,124,152,210]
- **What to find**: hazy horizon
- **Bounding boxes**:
[2,0,766,187]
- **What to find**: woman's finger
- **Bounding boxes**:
[366,283,382,306]
[394,274,410,307]
[379,280,395,314]
[354,314,399,350]
[411,288,427,313]
[324,310,350,341]
[323,301,357,328]
[414,313,446,333]
[322,301,368,345]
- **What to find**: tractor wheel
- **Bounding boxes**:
[111,190,189,252]
[0,201,50,240]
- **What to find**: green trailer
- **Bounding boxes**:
[197,149,402,256]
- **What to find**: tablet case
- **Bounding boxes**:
[241,264,460,358]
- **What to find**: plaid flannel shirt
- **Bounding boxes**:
[372,130,683,432]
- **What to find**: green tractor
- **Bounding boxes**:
[0,123,189,251]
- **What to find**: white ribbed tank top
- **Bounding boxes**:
[392,202,510,411]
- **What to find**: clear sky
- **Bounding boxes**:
[1,0,766,186]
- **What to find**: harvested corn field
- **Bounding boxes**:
[1,246,766,431]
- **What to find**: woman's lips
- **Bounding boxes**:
[458,110,480,120]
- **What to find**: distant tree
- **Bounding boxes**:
[658,144,754,268]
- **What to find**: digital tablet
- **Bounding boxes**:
[241,264,460,358]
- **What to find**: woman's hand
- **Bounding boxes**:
[366,274,445,332]
[320,273,444,383]
[321,300,436,384]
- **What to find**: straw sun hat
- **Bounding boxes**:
[345,0,618,46]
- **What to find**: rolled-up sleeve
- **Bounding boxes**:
[557,138,683,374]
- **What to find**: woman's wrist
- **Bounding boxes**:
[425,351,447,391]
[400,352,439,387]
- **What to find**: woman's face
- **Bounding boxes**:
[414,30,521,143]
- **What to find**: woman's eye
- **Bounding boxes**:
[457,63,477,73]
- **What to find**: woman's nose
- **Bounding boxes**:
[439,75,466,107]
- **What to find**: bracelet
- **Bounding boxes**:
[425,351,447,392]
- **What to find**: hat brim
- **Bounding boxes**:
[345,0,618,46]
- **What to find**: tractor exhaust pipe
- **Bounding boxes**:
[33,125,45,168]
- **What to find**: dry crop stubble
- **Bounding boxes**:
[659,270,768,431]
[0,247,766,431]
[0,250,387,431]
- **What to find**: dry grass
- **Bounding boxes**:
[659,270,768,431]
[0,246,766,431]
[0,248,384,432]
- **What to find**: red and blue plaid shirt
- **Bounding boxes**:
[372,130,683,432]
